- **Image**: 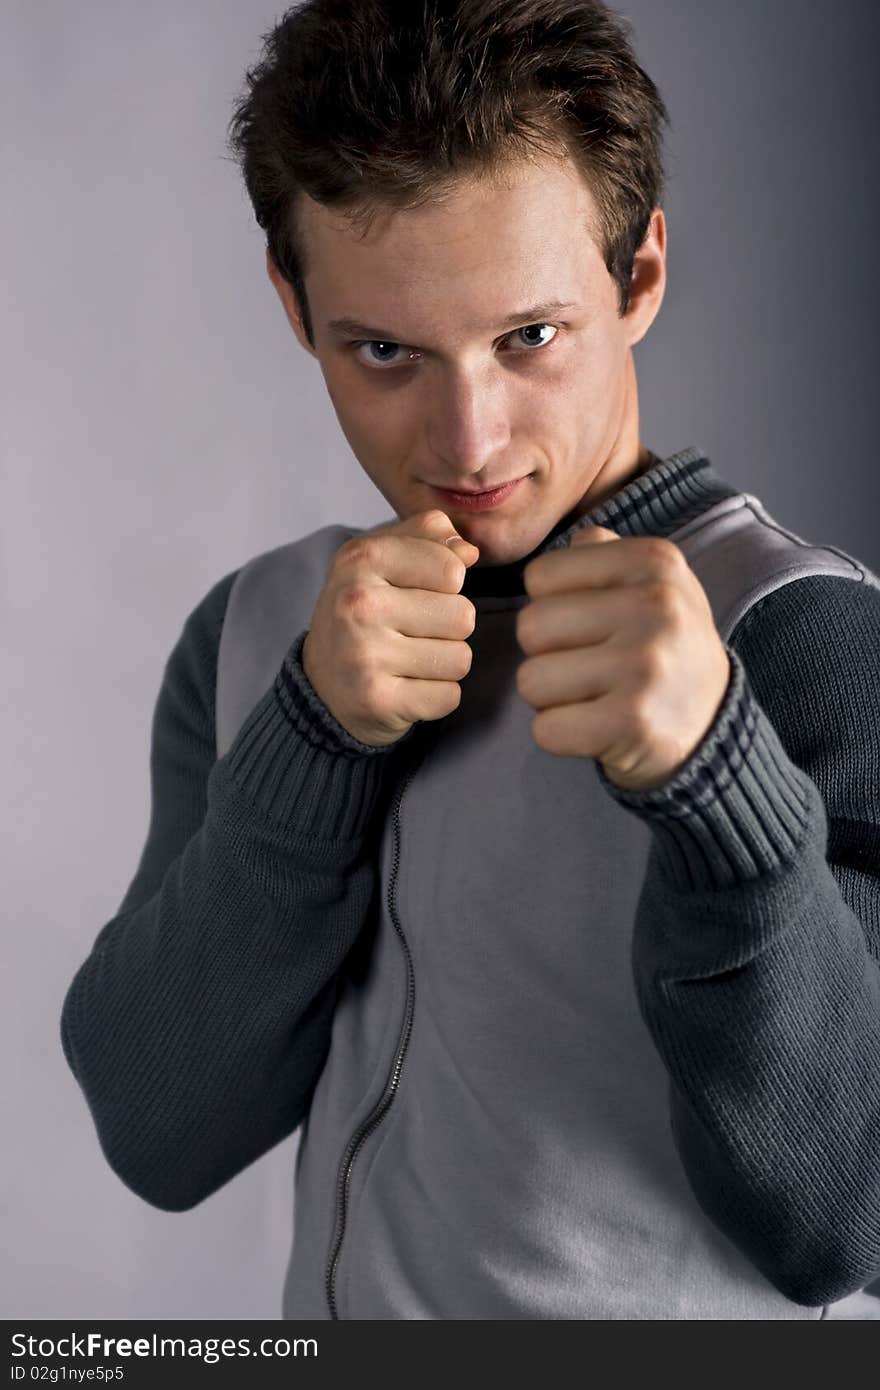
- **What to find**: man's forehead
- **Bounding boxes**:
[292,156,606,339]
[295,150,600,258]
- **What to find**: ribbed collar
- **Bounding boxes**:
[461,445,742,599]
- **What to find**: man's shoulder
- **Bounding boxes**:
[222,517,389,597]
[214,521,375,632]
[241,519,365,567]
[729,568,880,655]
[184,518,380,638]
[728,570,880,779]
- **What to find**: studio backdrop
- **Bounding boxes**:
[3,0,878,1319]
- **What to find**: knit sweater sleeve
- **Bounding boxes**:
[595,573,880,1307]
[60,566,415,1211]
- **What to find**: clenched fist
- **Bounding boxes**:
[516,524,733,791]
[302,510,480,747]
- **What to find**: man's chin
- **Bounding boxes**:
[464,535,538,569]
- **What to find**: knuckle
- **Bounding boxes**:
[357,669,383,717]
[626,690,654,739]
[442,552,467,587]
[457,641,473,677]
[459,598,477,635]
[438,682,463,716]
[647,538,684,579]
[421,507,454,530]
[644,579,680,622]
[515,606,534,647]
[336,582,374,620]
[633,642,663,685]
[338,535,373,568]
[515,657,534,699]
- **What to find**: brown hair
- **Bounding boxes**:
[225,0,671,347]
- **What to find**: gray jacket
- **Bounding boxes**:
[215,465,880,1320]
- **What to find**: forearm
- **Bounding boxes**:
[599,648,880,1304]
[61,654,404,1212]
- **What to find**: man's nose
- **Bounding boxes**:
[426,369,512,477]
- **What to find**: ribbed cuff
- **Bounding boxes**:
[595,646,819,891]
[222,629,417,842]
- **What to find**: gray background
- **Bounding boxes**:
[4,1,878,1319]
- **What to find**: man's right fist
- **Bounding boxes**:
[301,509,480,747]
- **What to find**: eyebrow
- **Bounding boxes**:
[327,300,579,341]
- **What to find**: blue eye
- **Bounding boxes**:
[357,340,409,366]
[352,339,423,368]
[512,323,557,350]
[351,322,558,369]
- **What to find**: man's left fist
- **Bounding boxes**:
[515,524,733,792]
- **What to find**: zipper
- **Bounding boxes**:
[324,757,421,1320]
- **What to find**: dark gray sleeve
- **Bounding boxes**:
[596,574,880,1307]
[60,567,415,1211]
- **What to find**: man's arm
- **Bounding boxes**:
[596,573,880,1307]
[60,567,413,1211]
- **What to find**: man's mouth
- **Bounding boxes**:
[427,477,530,511]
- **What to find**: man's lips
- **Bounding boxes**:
[425,481,517,494]
[427,478,527,510]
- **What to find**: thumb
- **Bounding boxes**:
[569,523,619,545]
[444,531,480,566]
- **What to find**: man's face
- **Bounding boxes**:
[268,147,666,566]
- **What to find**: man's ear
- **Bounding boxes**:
[265,248,318,358]
[623,205,666,349]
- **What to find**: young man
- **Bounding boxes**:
[61,0,880,1319]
